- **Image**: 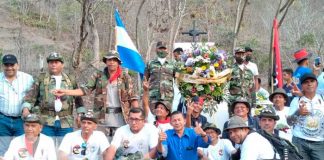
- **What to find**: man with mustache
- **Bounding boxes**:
[0,54,34,156]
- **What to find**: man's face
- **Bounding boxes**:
[193,101,203,113]
[301,79,318,94]
[3,63,19,78]
[228,128,248,144]
[24,122,42,138]
[48,60,64,75]
[128,112,145,133]
[173,52,181,61]
[282,72,291,81]
[81,120,97,134]
[233,103,249,118]
[272,94,286,108]
[259,117,276,134]
[205,129,219,142]
[155,104,169,118]
[170,113,185,132]
[105,58,119,72]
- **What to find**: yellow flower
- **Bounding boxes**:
[201,66,207,70]
[214,63,219,68]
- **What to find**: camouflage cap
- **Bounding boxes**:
[24,114,42,124]
[80,109,97,124]
[156,41,167,49]
[203,123,221,135]
[225,116,250,130]
[102,50,122,64]
[150,100,172,115]
[230,97,251,114]
[47,52,64,63]
[258,106,280,121]
[234,47,245,53]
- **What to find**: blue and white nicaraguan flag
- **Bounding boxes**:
[114,9,145,74]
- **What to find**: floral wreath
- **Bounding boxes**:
[175,44,232,115]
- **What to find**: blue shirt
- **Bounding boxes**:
[317,72,324,94]
[0,71,34,116]
[293,66,312,89]
[162,128,210,160]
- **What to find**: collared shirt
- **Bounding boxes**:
[0,71,33,116]
[162,128,210,160]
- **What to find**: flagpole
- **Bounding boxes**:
[270,19,275,93]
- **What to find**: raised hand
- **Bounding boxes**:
[143,77,150,91]
[298,100,310,116]
[158,128,167,143]
[186,100,194,115]
[194,121,206,136]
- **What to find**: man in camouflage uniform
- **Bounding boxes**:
[228,47,254,114]
[53,50,138,139]
[22,52,85,141]
[144,41,175,114]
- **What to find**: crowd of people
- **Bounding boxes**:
[0,42,323,160]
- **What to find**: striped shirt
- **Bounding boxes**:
[0,71,34,117]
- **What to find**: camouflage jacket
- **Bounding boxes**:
[144,59,175,104]
[80,67,138,122]
[23,72,85,128]
[228,63,254,104]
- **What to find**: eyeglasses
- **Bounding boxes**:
[128,118,144,123]
[81,142,87,156]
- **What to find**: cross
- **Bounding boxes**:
[182,20,207,45]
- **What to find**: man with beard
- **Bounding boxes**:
[228,47,254,109]
[144,41,175,116]
[225,116,278,160]
[0,54,34,156]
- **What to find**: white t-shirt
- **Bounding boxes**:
[59,130,110,160]
[245,62,259,76]
[289,94,324,141]
[111,123,159,156]
[240,132,278,160]
[199,139,235,160]
[4,134,56,160]
[275,107,292,141]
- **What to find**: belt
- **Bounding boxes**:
[106,107,122,114]
[294,136,323,143]
[41,110,72,117]
[0,112,20,119]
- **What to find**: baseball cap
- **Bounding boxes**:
[80,109,98,124]
[24,114,42,124]
[47,52,64,63]
[156,41,167,49]
[258,107,280,121]
[299,73,317,84]
[2,54,18,64]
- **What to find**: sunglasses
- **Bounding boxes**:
[81,142,87,156]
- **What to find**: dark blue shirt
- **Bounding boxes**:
[162,128,210,160]
[283,82,296,106]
